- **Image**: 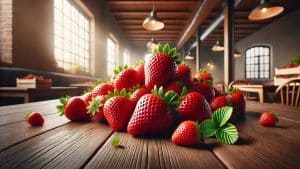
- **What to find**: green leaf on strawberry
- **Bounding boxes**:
[152,86,180,108]
[199,106,239,144]
[107,88,130,100]
[56,95,71,116]
[153,43,181,64]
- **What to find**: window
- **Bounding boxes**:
[123,50,130,65]
[107,36,118,76]
[245,45,270,79]
[54,0,90,71]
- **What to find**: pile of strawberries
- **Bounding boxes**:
[57,43,246,146]
[22,74,52,83]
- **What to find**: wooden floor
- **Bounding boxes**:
[0,100,299,169]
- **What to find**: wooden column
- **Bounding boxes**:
[196,27,201,71]
[223,0,234,85]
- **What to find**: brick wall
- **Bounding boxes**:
[0,0,13,64]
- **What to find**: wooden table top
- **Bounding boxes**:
[0,100,299,169]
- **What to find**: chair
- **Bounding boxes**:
[228,80,257,100]
[275,78,300,107]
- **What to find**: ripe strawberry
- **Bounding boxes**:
[145,43,181,89]
[103,89,135,131]
[134,64,145,86]
[177,92,211,122]
[165,81,183,95]
[127,86,179,136]
[259,112,278,127]
[26,112,44,126]
[176,63,192,84]
[171,121,202,146]
[81,92,93,105]
[57,96,91,121]
[210,96,230,113]
[114,65,139,92]
[130,87,150,103]
[91,83,114,98]
[286,63,294,68]
[88,95,107,122]
[194,69,213,85]
[191,81,215,102]
[229,89,246,116]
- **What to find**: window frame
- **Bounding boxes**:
[54,0,91,72]
[244,45,271,80]
[106,34,119,77]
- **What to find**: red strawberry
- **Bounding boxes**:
[230,90,246,116]
[210,96,230,113]
[127,86,179,136]
[194,69,213,85]
[176,63,192,84]
[286,63,294,68]
[177,92,211,122]
[191,82,215,102]
[81,92,93,105]
[25,74,35,79]
[134,64,145,86]
[165,81,183,95]
[171,121,202,146]
[145,43,181,89]
[57,96,91,121]
[91,83,114,98]
[88,95,107,122]
[114,66,139,92]
[103,89,135,131]
[131,88,150,103]
[26,112,44,126]
[259,112,278,127]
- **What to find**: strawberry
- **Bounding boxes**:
[194,69,213,85]
[286,63,294,68]
[81,92,93,105]
[26,112,44,126]
[171,121,202,146]
[103,89,135,131]
[127,86,179,136]
[91,83,114,98]
[214,87,222,97]
[113,65,139,92]
[134,63,145,86]
[145,43,181,89]
[191,81,215,102]
[259,112,278,127]
[165,81,183,95]
[87,95,107,122]
[130,87,150,103]
[177,92,211,122]
[229,89,246,116]
[57,96,91,121]
[210,96,230,113]
[176,63,192,84]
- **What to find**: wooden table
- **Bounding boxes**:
[0,87,81,103]
[233,84,277,103]
[0,100,299,169]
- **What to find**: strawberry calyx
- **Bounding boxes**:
[193,78,213,86]
[197,68,208,73]
[25,112,32,121]
[107,88,130,100]
[128,84,142,93]
[269,112,279,123]
[87,96,104,116]
[180,61,190,68]
[179,85,188,99]
[56,95,71,116]
[227,87,240,94]
[152,43,181,64]
[152,86,180,108]
[113,65,130,79]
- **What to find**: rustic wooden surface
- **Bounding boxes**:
[0,100,299,169]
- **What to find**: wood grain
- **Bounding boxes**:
[0,122,113,169]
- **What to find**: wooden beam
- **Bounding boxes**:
[121,25,183,31]
[112,12,190,20]
[125,30,180,35]
[196,27,201,71]
[223,0,234,85]
[176,0,219,50]
[118,19,186,25]
[127,34,178,38]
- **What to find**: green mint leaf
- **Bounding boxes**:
[199,119,218,138]
[212,106,233,127]
[111,137,120,148]
[215,123,238,144]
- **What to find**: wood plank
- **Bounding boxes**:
[0,114,69,151]
[112,12,190,19]
[118,19,186,25]
[0,122,113,169]
[84,132,226,169]
[125,30,181,35]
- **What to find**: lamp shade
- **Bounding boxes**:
[248,0,284,21]
[143,10,164,31]
[211,40,224,52]
[146,38,158,51]
[234,50,241,58]
[184,52,194,60]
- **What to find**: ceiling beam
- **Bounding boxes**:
[118,19,186,25]
[176,0,219,49]
[125,30,180,35]
[112,12,190,20]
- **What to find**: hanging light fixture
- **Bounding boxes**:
[248,0,284,21]
[184,52,194,60]
[146,37,158,51]
[142,0,164,31]
[211,40,224,52]
[234,50,241,58]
